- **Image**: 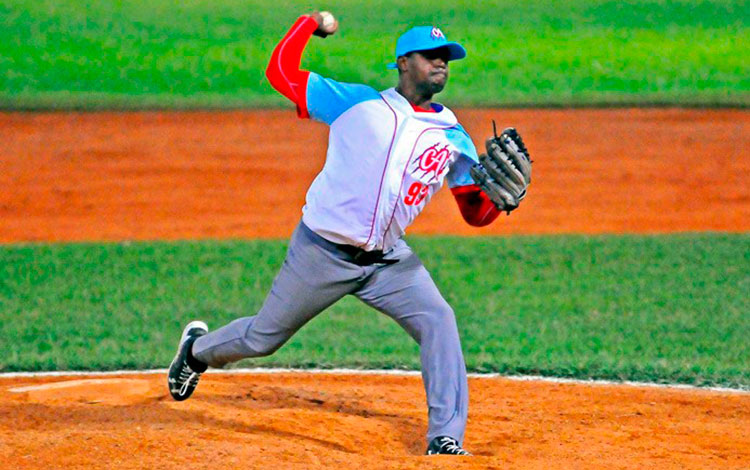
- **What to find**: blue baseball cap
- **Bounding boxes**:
[386,26,467,69]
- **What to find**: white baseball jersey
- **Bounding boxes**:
[301,73,479,251]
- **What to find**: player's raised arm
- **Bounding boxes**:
[265,12,338,118]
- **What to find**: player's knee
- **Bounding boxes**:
[422,302,457,336]
[242,334,286,357]
[255,342,283,357]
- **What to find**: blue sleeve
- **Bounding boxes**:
[306,72,381,125]
[445,124,480,188]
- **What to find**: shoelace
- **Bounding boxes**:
[178,367,200,396]
[439,438,468,455]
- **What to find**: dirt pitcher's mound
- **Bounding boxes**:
[2,372,748,469]
[8,378,159,406]
[1,109,748,242]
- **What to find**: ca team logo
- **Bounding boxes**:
[413,143,451,183]
[430,27,445,40]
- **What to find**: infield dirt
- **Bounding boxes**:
[2,372,749,470]
[1,109,748,242]
[1,109,749,468]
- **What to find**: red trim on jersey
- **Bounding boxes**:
[410,102,437,113]
[265,15,318,119]
[363,96,399,248]
[451,184,501,227]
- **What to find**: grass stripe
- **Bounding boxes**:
[1,0,747,108]
[2,234,748,387]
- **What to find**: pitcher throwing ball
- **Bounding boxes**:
[168,11,532,456]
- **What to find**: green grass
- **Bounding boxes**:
[1,0,748,109]
[1,234,748,388]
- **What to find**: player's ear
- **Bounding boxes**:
[397,56,408,74]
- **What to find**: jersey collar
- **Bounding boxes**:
[381,88,456,125]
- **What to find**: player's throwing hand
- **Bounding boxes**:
[311,11,338,38]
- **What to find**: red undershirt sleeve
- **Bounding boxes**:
[450,184,502,227]
[265,15,319,119]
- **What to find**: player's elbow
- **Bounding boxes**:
[266,67,297,106]
[265,58,284,94]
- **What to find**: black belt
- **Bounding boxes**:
[298,221,399,266]
[335,243,399,266]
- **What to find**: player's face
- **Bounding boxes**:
[405,47,450,94]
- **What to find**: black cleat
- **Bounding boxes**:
[426,436,472,456]
[167,321,208,401]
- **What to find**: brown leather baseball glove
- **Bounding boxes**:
[470,124,532,214]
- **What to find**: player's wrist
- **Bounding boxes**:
[309,12,323,25]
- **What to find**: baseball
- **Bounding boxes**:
[319,11,337,34]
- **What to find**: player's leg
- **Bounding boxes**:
[191,222,364,367]
[354,240,469,448]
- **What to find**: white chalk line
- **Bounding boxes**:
[1,367,748,394]
[8,378,144,393]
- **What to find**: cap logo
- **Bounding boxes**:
[430,27,445,40]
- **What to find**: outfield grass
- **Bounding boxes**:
[0,0,747,109]
[1,235,748,388]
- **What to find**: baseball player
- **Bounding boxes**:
[167,11,531,456]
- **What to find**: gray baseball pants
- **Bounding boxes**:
[192,221,469,444]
